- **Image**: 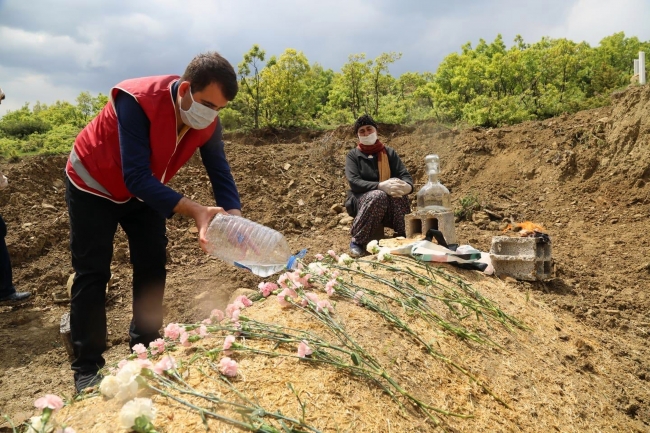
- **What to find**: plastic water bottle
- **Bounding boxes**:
[205,214,302,277]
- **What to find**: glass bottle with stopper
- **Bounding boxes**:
[416,154,451,212]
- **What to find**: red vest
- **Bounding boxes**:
[66,75,217,202]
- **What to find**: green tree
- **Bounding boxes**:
[369,52,402,116]
[238,44,266,128]
[261,49,313,127]
[340,53,372,118]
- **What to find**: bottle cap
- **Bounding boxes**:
[287,249,308,270]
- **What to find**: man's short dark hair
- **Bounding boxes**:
[182,52,238,100]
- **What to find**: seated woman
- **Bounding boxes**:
[344,114,413,257]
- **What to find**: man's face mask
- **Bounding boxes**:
[179,88,219,130]
[359,132,378,146]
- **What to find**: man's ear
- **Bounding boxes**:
[178,81,191,97]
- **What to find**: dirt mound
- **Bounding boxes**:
[45,259,645,432]
[1,84,649,430]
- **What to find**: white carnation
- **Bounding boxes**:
[338,253,353,266]
[27,416,53,433]
[377,248,393,262]
[366,240,380,254]
[27,416,54,433]
[119,398,156,430]
[114,378,140,403]
[307,262,328,275]
[99,375,120,399]
[107,361,144,402]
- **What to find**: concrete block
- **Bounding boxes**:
[405,210,456,245]
[489,236,552,281]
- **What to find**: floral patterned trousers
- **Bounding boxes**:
[350,190,410,246]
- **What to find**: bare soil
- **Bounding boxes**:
[0,84,649,431]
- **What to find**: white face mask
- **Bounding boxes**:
[179,89,219,129]
[359,132,378,146]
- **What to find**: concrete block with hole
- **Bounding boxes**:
[404,210,457,245]
[489,236,553,281]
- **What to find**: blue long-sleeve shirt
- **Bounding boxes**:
[114,81,241,218]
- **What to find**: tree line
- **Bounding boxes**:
[0,31,647,157]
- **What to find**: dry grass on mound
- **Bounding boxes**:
[50,256,642,433]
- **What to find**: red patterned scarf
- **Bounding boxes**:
[358,140,390,182]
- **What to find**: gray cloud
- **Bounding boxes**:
[1,0,649,115]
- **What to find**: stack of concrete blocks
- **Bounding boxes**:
[404,209,457,245]
[489,236,552,281]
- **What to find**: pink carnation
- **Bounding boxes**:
[331,270,340,279]
[223,335,236,354]
[34,394,64,412]
[179,331,191,347]
[316,299,334,313]
[298,273,312,288]
[210,309,225,322]
[153,355,177,375]
[136,358,154,369]
[219,357,238,377]
[277,272,291,288]
[202,318,212,325]
[199,325,208,338]
[297,340,313,358]
[117,359,128,370]
[231,309,241,323]
[235,295,253,307]
[277,288,293,308]
[315,253,324,261]
[353,291,365,305]
[258,282,278,297]
[164,323,182,340]
[225,303,241,318]
[301,292,319,307]
[327,250,339,261]
[132,343,147,359]
[325,279,337,296]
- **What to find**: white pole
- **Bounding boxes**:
[640,52,646,85]
[634,59,639,75]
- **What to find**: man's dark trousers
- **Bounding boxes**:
[65,179,168,378]
[0,214,14,298]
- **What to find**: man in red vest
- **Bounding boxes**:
[65,52,241,392]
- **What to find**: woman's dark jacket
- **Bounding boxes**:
[344,146,413,217]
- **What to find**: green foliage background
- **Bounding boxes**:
[1,32,648,157]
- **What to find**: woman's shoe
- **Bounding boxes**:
[349,241,365,257]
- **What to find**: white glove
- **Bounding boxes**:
[0,174,8,190]
[391,179,411,196]
[379,179,410,197]
[378,179,400,196]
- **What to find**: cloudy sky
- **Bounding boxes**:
[1,0,649,115]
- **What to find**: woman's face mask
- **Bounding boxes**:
[179,89,219,129]
[359,132,378,146]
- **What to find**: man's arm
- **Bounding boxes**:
[199,121,242,216]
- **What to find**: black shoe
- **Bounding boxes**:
[0,291,31,302]
[75,371,103,393]
[349,241,365,258]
